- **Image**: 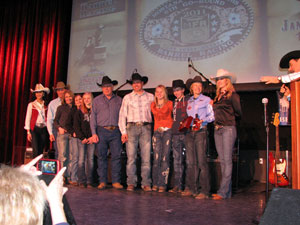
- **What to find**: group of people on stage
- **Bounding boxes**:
[24,68,242,201]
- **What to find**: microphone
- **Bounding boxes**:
[262,98,268,126]
[188,57,192,75]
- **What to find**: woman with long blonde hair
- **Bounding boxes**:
[151,85,173,192]
[211,69,242,200]
[74,92,95,187]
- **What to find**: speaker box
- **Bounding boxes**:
[259,188,300,225]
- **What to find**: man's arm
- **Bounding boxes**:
[260,72,300,84]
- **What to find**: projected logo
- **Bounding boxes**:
[139,0,253,61]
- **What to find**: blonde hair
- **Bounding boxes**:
[189,82,202,95]
[155,85,168,106]
[81,92,94,114]
[62,89,74,104]
[0,166,46,225]
[214,78,235,102]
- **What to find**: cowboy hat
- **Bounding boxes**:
[52,81,70,90]
[128,72,148,85]
[279,50,300,69]
[30,83,50,94]
[210,69,236,83]
[172,79,186,90]
[186,76,203,90]
[97,76,118,87]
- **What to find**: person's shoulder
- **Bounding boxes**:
[201,94,212,101]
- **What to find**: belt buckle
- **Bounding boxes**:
[215,125,223,131]
[136,122,143,126]
[157,127,164,133]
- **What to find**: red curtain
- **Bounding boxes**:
[0,0,72,165]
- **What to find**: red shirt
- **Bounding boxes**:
[151,101,173,131]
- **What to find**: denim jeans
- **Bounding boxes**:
[56,133,70,177]
[214,126,237,198]
[152,129,172,188]
[185,128,210,195]
[126,124,152,186]
[96,127,122,184]
[69,137,79,182]
[171,133,185,189]
[78,140,95,184]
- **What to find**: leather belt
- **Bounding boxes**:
[35,123,46,128]
[157,127,170,133]
[128,122,150,126]
[103,126,118,131]
[214,125,224,131]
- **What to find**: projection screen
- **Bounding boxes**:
[67,0,300,92]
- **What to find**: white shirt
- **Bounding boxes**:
[47,97,62,135]
[24,100,46,130]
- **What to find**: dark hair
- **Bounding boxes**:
[30,91,49,106]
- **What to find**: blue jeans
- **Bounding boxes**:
[152,129,172,188]
[171,133,185,189]
[185,128,210,195]
[69,137,79,182]
[214,126,237,198]
[78,140,95,184]
[96,127,122,184]
[56,133,70,177]
[126,124,152,186]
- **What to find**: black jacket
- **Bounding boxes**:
[73,108,92,140]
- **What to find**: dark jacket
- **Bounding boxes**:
[54,104,77,134]
[74,108,92,140]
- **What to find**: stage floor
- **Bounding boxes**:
[65,182,266,225]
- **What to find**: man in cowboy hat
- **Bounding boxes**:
[181,76,214,199]
[260,50,300,189]
[118,72,154,192]
[90,76,123,190]
[169,79,189,193]
[260,50,300,84]
[47,81,69,157]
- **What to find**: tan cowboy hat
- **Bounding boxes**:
[30,83,50,94]
[52,81,70,90]
[210,69,237,83]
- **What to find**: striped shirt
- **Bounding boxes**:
[118,90,154,135]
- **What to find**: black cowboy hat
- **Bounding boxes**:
[172,79,186,90]
[97,76,118,87]
[186,76,203,90]
[128,72,148,84]
[280,50,300,69]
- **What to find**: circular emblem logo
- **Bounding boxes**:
[139,0,254,61]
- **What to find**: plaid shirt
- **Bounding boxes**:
[118,90,154,134]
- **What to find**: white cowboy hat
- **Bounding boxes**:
[210,69,236,83]
[30,83,50,94]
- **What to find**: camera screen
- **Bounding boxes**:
[40,160,57,174]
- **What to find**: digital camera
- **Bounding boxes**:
[37,159,61,175]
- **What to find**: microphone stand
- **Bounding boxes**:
[265,115,270,203]
[115,80,129,96]
[189,63,216,98]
